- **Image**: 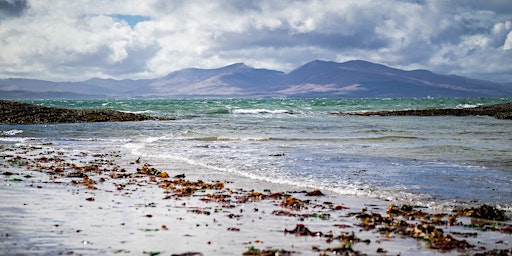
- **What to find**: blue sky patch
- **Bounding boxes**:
[111,14,151,28]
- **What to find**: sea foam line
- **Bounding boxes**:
[1,129,24,136]
[232,109,292,114]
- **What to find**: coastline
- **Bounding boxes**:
[1,99,511,255]
[331,102,512,119]
[1,141,511,255]
[0,100,171,124]
[2,100,512,125]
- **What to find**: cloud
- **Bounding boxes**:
[0,0,28,18]
[0,0,511,82]
[110,15,151,28]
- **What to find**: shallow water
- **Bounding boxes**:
[2,138,511,255]
[2,98,512,209]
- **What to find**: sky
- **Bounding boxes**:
[0,0,511,83]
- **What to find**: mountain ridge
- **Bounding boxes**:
[1,60,511,99]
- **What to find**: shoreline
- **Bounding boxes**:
[2,100,512,125]
[331,102,512,119]
[0,100,172,124]
[1,141,511,255]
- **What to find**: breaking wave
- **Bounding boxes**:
[232,109,293,114]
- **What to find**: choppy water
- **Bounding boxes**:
[2,98,512,209]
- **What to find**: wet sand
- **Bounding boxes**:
[1,141,511,255]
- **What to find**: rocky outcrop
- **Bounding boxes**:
[0,100,171,124]
[332,102,512,119]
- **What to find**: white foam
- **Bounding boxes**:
[1,129,24,136]
[232,109,291,114]
[0,137,29,143]
[456,104,480,109]
[122,135,170,156]
[120,110,153,114]
[191,136,270,142]
[123,142,145,155]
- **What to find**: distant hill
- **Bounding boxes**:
[1,60,511,99]
[149,63,286,96]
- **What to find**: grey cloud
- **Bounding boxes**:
[222,0,262,13]
[107,44,161,76]
[57,43,160,78]
[0,0,28,17]
[151,0,187,15]
[1,0,511,82]
[209,3,388,51]
[213,28,387,52]
[454,0,512,14]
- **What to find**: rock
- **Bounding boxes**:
[0,100,172,124]
[332,102,512,119]
[284,224,322,236]
[305,189,324,196]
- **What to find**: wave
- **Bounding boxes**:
[70,137,134,143]
[120,110,154,114]
[126,140,512,211]
[138,150,495,211]
[207,109,230,114]
[189,136,270,142]
[1,129,24,136]
[456,103,481,109]
[232,109,293,114]
[360,135,420,141]
[0,137,30,143]
[187,136,417,143]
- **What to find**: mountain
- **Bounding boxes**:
[149,63,285,96]
[1,60,511,99]
[283,60,512,97]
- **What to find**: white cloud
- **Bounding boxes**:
[503,31,512,50]
[0,0,511,82]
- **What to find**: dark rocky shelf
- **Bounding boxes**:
[0,100,172,124]
[332,102,512,120]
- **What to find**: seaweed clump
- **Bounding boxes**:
[454,205,506,221]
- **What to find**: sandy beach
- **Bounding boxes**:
[1,139,511,256]
[1,99,511,255]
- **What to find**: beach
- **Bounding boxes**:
[1,140,511,255]
[1,98,512,255]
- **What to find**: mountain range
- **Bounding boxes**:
[1,60,511,99]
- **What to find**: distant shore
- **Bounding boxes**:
[0,100,172,124]
[332,102,512,119]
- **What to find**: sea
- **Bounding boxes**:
[2,97,511,210]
